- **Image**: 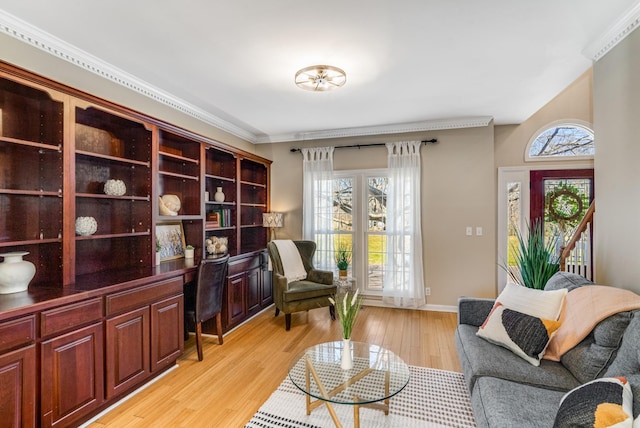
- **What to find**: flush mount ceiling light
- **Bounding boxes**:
[294,65,346,91]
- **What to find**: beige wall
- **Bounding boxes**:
[495,69,593,168]
[257,126,497,307]
[593,28,640,293]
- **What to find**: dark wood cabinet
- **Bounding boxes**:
[105,307,150,400]
[105,277,184,397]
[221,251,272,331]
[0,345,36,427]
[0,60,271,427]
[40,322,104,427]
[150,294,184,372]
[225,273,246,327]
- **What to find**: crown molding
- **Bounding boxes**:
[583,0,640,62]
[255,116,494,144]
[0,9,258,143]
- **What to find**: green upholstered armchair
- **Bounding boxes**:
[267,240,337,330]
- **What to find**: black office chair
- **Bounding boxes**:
[184,255,229,361]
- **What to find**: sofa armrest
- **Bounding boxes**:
[458,297,495,327]
[307,268,334,285]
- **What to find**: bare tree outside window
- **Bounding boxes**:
[529,125,594,158]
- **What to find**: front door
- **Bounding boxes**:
[530,169,594,252]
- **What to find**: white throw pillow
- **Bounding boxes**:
[497,282,567,320]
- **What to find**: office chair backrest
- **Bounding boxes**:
[195,255,230,323]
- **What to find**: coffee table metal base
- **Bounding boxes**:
[304,356,391,428]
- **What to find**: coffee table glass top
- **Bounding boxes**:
[288,341,410,406]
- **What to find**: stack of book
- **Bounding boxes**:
[206,208,232,228]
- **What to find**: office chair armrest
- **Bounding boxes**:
[308,269,334,285]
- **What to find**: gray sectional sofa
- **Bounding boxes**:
[455,272,640,427]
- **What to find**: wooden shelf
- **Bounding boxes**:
[0,136,61,152]
[75,231,150,241]
[76,193,150,201]
[0,238,62,247]
[76,150,151,168]
[158,171,199,181]
[158,150,199,165]
[0,189,61,196]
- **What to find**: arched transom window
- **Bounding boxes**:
[526,122,594,161]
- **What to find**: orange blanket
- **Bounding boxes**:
[543,285,640,361]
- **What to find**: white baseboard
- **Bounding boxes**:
[362,297,457,313]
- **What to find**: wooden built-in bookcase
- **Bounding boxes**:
[0,61,272,427]
[0,62,271,289]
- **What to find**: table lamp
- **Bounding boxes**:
[263,212,283,241]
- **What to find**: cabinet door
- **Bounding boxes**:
[150,294,184,372]
[0,345,36,428]
[226,273,246,327]
[246,267,261,314]
[41,322,104,428]
[260,252,273,306]
[105,307,150,400]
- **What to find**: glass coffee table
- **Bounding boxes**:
[288,341,410,428]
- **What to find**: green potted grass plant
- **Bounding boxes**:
[506,219,560,289]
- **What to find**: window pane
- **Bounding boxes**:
[507,181,520,274]
[367,177,388,231]
[544,179,591,246]
[367,234,386,290]
[529,125,594,158]
[333,178,353,232]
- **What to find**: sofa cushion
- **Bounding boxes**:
[471,376,565,428]
[553,377,633,428]
[605,312,640,419]
[456,324,580,392]
[477,303,561,366]
[496,282,567,320]
[561,312,633,384]
[544,271,594,292]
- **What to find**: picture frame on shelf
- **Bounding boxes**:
[156,221,186,261]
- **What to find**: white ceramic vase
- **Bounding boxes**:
[185,248,194,259]
[0,252,36,294]
[341,338,353,370]
[156,252,161,266]
[214,187,225,202]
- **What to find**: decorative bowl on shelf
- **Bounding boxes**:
[75,216,98,236]
[104,179,126,196]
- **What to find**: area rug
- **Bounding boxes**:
[245,366,476,428]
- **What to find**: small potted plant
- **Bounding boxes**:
[155,238,161,266]
[184,245,195,259]
[334,241,352,279]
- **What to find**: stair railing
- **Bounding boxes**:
[559,201,595,280]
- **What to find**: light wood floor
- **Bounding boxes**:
[87,305,460,427]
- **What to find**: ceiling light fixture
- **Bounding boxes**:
[294,65,346,92]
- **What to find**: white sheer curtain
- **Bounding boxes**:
[301,147,335,270]
[382,141,425,308]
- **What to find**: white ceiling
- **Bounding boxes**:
[0,1,638,143]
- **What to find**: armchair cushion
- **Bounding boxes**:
[283,279,337,303]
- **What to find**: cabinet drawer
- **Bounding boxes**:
[40,298,103,338]
[228,254,260,275]
[0,315,36,353]
[106,277,184,316]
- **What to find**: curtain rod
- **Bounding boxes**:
[289,138,437,153]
